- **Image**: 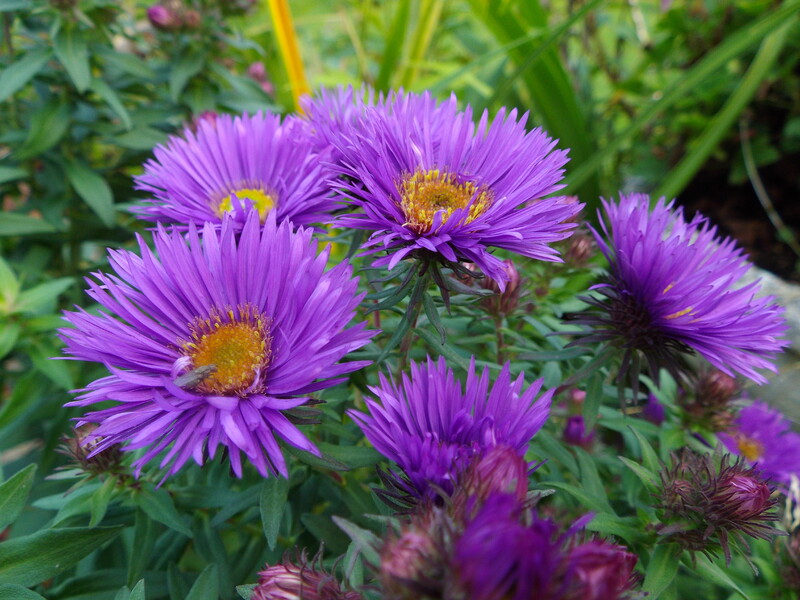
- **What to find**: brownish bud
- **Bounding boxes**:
[253,550,361,600]
[58,424,124,477]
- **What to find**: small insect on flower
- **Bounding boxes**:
[173,364,217,390]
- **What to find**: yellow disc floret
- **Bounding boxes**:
[398,169,493,234]
[181,304,271,396]
[736,435,764,462]
[215,186,276,221]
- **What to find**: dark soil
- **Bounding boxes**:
[679,151,800,283]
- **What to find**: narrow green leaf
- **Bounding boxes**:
[618,456,659,493]
[64,159,116,227]
[29,341,74,390]
[0,323,20,359]
[136,487,193,537]
[114,126,169,150]
[543,480,613,514]
[573,447,615,515]
[236,584,256,600]
[0,585,47,600]
[0,257,20,311]
[0,1,32,11]
[285,445,349,471]
[97,46,156,79]
[627,426,661,475]
[421,291,446,343]
[185,564,219,600]
[91,78,132,130]
[0,213,57,236]
[585,513,647,545]
[582,371,603,430]
[317,443,382,469]
[129,580,145,600]
[643,543,681,598]
[0,526,123,586]
[564,0,800,193]
[0,464,37,530]
[13,277,74,314]
[89,475,117,526]
[0,166,27,184]
[15,100,70,160]
[170,53,206,101]
[415,327,470,371]
[259,477,289,551]
[0,49,51,103]
[54,25,91,92]
[375,0,410,90]
[656,19,795,199]
[127,509,156,588]
[693,554,753,600]
[331,516,380,566]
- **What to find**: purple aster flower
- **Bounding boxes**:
[453,493,638,600]
[349,356,552,500]
[60,212,373,479]
[719,401,800,487]
[133,112,335,231]
[573,194,787,384]
[329,91,582,289]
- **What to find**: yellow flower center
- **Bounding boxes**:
[398,169,493,234]
[736,435,764,462]
[215,187,276,221]
[181,304,271,396]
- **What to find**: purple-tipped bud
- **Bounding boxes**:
[454,446,529,518]
[683,369,740,431]
[379,509,443,599]
[643,393,665,426]
[182,8,201,29]
[478,259,524,317]
[248,61,268,82]
[147,4,181,30]
[563,415,594,449]
[254,551,361,600]
[566,540,638,600]
[656,449,781,565]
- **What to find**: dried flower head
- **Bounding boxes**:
[656,448,781,565]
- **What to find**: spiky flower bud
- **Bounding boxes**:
[379,508,445,600]
[564,229,595,268]
[477,259,525,317]
[682,369,739,431]
[453,446,530,520]
[565,540,639,600]
[58,425,124,477]
[656,448,781,565]
[147,4,181,30]
[253,551,361,600]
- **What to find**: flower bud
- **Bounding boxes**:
[147,4,181,30]
[642,393,665,425]
[181,8,201,29]
[58,425,124,477]
[682,369,739,431]
[562,415,594,449]
[254,551,361,600]
[565,230,595,268]
[715,473,771,521]
[379,509,443,600]
[478,259,524,317]
[455,446,529,517]
[566,540,638,600]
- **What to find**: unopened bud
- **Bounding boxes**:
[566,540,638,600]
[147,4,181,30]
[182,8,201,29]
[254,551,361,600]
[563,415,594,449]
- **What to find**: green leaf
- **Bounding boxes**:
[90,78,132,130]
[29,341,74,390]
[113,126,169,150]
[0,464,37,530]
[421,291,446,343]
[259,477,288,551]
[185,564,219,600]
[0,166,27,184]
[627,426,661,474]
[331,516,380,566]
[15,99,70,160]
[0,49,51,103]
[0,526,123,586]
[643,543,681,598]
[90,476,118,526]
[97,47,156,79]
[13,277,74,314]
[582,372,603,430]
[415,327,470,371]
[170,52,206,101]
[0,213,57,236]
[0,257,19,309]
[585,513,647,545]
[316,443,382,470]
[375,0,410,90]
[54,25,91,93]
[236,584,256,600]
[542,480,614,514]
[0,323,20,359]
[618,456,659,493]
[693,554,752,600]
[136,487,193,538]
[285,445,349,471]
[64,159,116,227]
[128,579,146,600]
[656,18,795,199]
[573,447,615,515]
[0,585,47,600]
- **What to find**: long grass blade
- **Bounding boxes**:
[267,0,310,110]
